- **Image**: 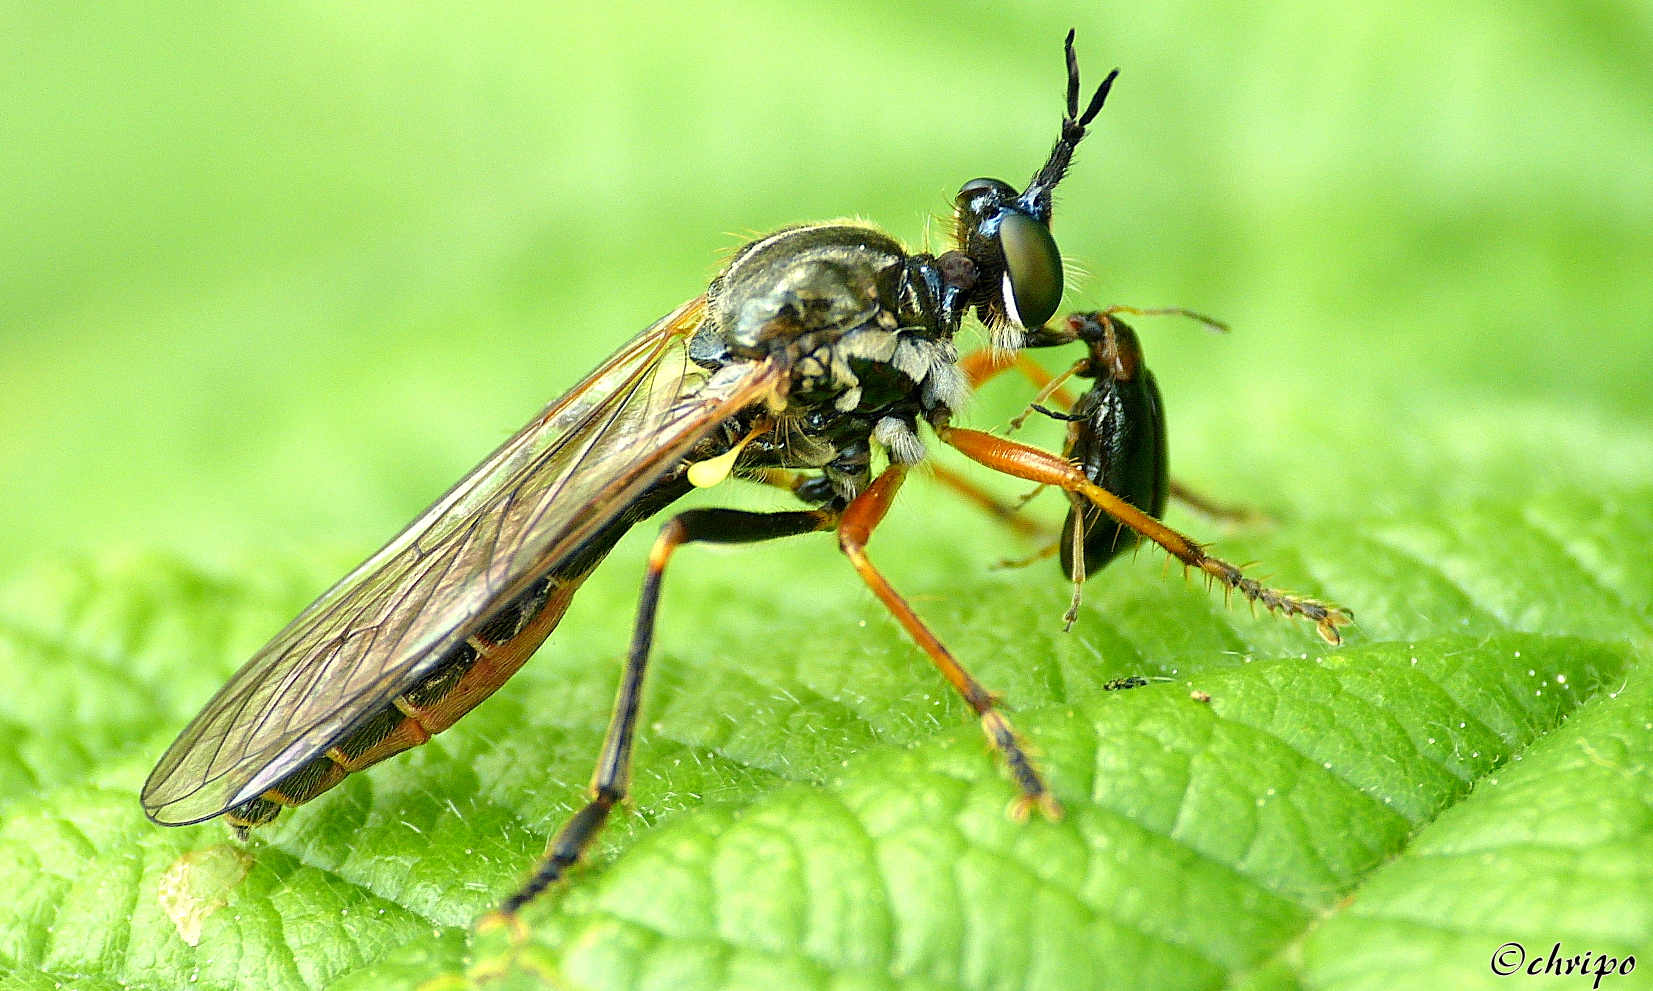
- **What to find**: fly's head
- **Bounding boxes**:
[950,32,1118,351]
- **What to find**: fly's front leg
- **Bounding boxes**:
[960,347,1081,435]
[496,506,835,916]
[962,345,1252,522]
[838,465,1060,820]
[931,349,1075,543]
[961,347,1079,400]
[940,426,1352,644]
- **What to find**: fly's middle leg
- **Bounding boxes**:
[1167,479,1272,527]
[838,464,1061,821]
[925,462,1047,541]
[496,506,835,917]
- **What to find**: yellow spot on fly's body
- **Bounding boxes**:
[688,420,770,488]
[688,448,741,488]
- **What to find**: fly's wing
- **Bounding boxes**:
[144,297,779,825]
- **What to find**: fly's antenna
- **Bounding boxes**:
[1021,30,1119,221]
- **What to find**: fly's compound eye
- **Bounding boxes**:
[997,211,1063,329]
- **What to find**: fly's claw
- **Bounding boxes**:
[1308,601,1355,645]
[980,710,1062,821]
[1010,790,1064,822]
[1195,557,1352,645]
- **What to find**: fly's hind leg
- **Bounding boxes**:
[940,426,1352,644]
[838,464,1060,820]
[495,506,835,917]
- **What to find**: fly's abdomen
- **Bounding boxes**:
[226,574,583,832]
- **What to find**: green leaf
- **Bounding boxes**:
[3,3,1650,991]
[2,490,1650,989]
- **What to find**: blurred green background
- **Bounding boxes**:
[3,5,1652,986]
[2,0,1650,564]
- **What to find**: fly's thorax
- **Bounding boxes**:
[696,223,972,480]
[706,223,911,357]
[687,225,972,500]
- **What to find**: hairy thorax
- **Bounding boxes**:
[690,223,969,498]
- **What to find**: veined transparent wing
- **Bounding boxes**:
[144,296,780,825]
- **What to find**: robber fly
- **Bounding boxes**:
[143,32,1350,916]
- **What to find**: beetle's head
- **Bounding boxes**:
[953,31,1117,350]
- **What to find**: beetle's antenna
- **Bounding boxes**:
[1021,30,1118,221]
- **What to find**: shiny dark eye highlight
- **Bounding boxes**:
[997,212,1063,329]
[957,177,1016,204]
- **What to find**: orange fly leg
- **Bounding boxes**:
[936,349,1079,535]
[960,348,1081,431]
[1168,479,1273,528]
[960,345,1077,400]
[959,347,1018,389]
[940,427,1352,644]
[837,465,1060,820]
[926,462,1047,541]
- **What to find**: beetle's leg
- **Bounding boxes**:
[964,304,1224,421]
[960,348,1082,432]
[1008,361,1086,432]
[838,464,1060,820]
[1061,491,1088,630]
[939,426,1352,645]
[497,506,836,916]
[987,493,1088,627]
[991,539,1061,571]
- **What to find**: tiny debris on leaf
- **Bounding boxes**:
[157,844,253,946]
